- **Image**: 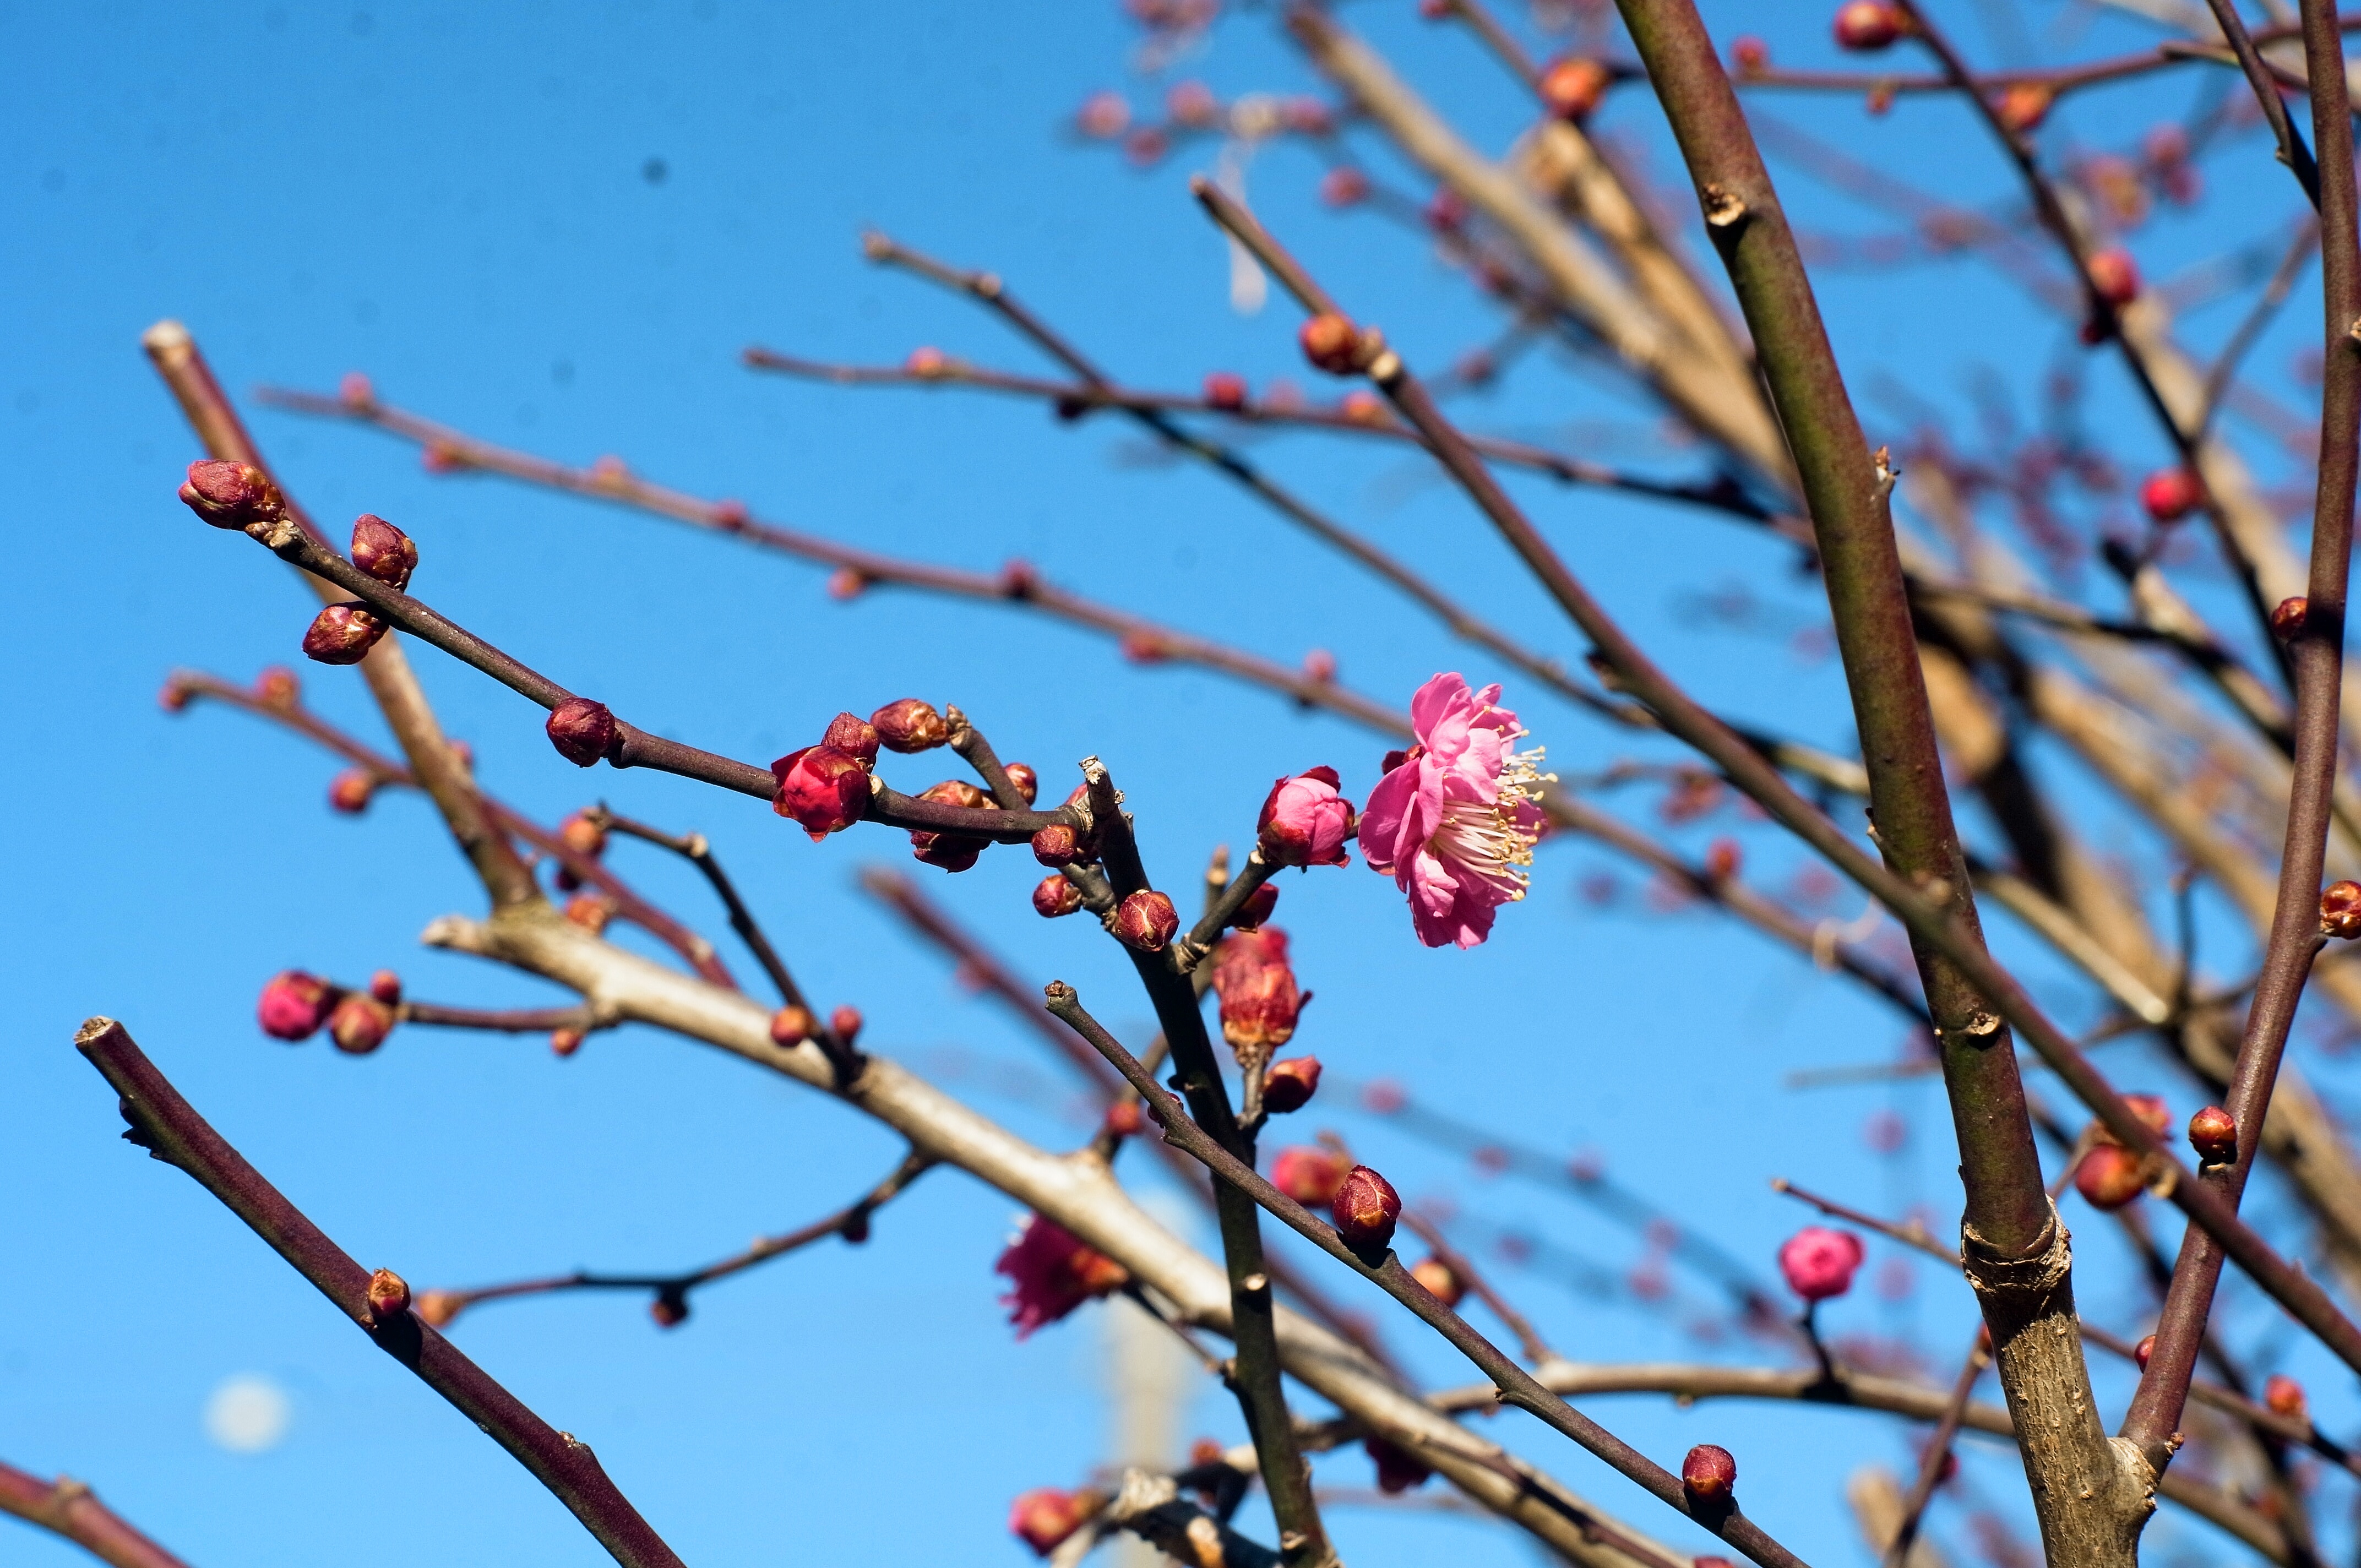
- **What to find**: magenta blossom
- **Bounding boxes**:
[995,1214,1129,1338]
[1777,1226,1865,1302]
[1359,673,1550,948]
[1257,767,1356,867]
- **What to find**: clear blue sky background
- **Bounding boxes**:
[4,3,2343,1566]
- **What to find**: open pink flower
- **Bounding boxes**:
[1777,1226,1864,1302]
[996,1214,1129,1337]
[1359,673,1550,948]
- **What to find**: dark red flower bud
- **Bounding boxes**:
[2326,880,2361,939]
[2087,247,2141,308]
[350,513,417,591]
[255,666,301,707]
[1832,1,1905,51]
[1261,1056,1323,1114]
[2189,1104,2238,1166]
[1366,1435,1433,1494]
[910,779,992,871]
[2074,1143,2146,1210]
[1538,56,1610,121]
[565,894,613,934]
[328,993,395,1055]
[771,744,870,840]
[2134,1333,2155,1370]
[1410,1256,1465,1308]
[1331,1164,1401,1250]
[547,698,619,767]
[2140,467,2203,523]
[328,767,377,814]
[1204,372,1249,411]
[1213,929,1308,1051]
[1009,1488,1095,1556]
[1103,1099,1145,1137]
[871,698,951,753]
[831,1005,863,1047]
[258,971,335,1041]
[1425,188,1468,233]
[2265,1374,2308,1423]
[302,602,389,665]
[1033,874,1086,917]
[2272,596,2310,641]
[1031,824,1084,866]
[368,970,402,1005]
[1274,1145,1352,1205]
[366,1268,411,1321]
[822,711,881,764]
[1704,837,1742,881]
[1004,763,1040,804]
[1231,883,1279,931]
[649,1293,690,1329]
[769,1005,815,1045]
[1113,890,1179,952]
[179,459,284,529]
[711,498,750,530]
[1682,1444,1737,1506]
[1299,312,1363,375]
[550,1027,585,1057]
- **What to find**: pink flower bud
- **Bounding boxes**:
[1538,56,1610,121]
[1232,883,1279,931]
[422,441,465,473]
[1410,1256,1465,1307]
[368,970,402,1005]
[259,971,335,1041]
[1102,1101,1144,1138]
[827,567,867,600]
[551,1028,585,1057]
[2074,1143,2146,1210]
[998,1214,1128,1337]
[1120,631,1168,664]
[564,894,613,935]
[1994,81,2053,135]
[2140,467,2203,523]
[546,698,619,767]
[328,993,396,1055]
[1682,1444,1737,1506]
[1273,1145,1352,1206]
[1303,648,1337,684]
[1203,372,1249,411]
[1299,313,1362,376]
[301,602,388,666]
[328,768,377,814]
[339,372,375,408]
[1340,389,1386,425]
[1425,187,1468,233]
[1167,79,1219,127]
[1732,36,1770,72]
[831,1005,863,1046]
[820,711,881,764]
[1319,166,1370,208]
[769,1005,815,1045]
[1213,929,1308,1050]
[1832,1,1905,50]
[905,346,948,377]
[366,1268,411,1321]
[1009,1488,1095,1556]
[1076,90,1130,139]
[349,513,417,591]
[770,744,870,840]
[2273,596,2311,641]
[1262,1057,1322,1114]
[1281,95,1335,135]
[1258,767,1356,867]
[1331,1164,1401,1250]
[1113,890,1180,952]
[910,779,992,871]
[871,698,950,753]
[2134,1333,2155,1369]
[2120,1093,2173,1140]
[650,1294,689,1329]
[2189,1104,2238,1166]
[2265,1374,2308,1423]
[2088,247,2141,308]
[1033,874,1086,918]
[415,1290,463,1329]
[2326,880,2361,939]
[1777,1226,1865,1302]
[1004,763,1040,804]
[558,811,607,862]
[1366,1435,1433,1494]
[179,459,283,529]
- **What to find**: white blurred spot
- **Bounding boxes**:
[204,1374,291,1453]
[1216,149,1266,317]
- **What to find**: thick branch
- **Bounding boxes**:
[0,1462,192,1568]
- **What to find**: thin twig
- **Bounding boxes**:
[0,1461,193,1568]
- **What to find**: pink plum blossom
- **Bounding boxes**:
[1359,673,1550,948]
[995,1214,1129,1337]
[1257,767,1356,867]
[1777,1226,1865,1302]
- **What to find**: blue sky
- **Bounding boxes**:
[4,3,2343,1566]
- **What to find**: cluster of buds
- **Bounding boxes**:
[1777,1226,1865,1302]
[257,970,401,1056]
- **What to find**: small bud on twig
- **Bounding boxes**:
[769,1006,816,1046]
[366,1268,411,1321]
[350,514,417,591]
[1274,1145,1352,1206]
[1832,2,1905,51]
[911,780,992,871]
[2087,247,2141,308]
[2272,596,2311,641]
[368,971,402,1005]
[1203,372,1248,411]
[546,698,619,767]
[328,993,396,1055]
[179,460,284,529]
[1004,763,1040,804]
[830,1005,863,1047]
[1331,1164,1401,1251]
[1410,1255,1465,1307]
[871,698,951,753]
[2188,1104,2238,1167]
[1033,874,1086,918]
[328,768,377,814]
[255,666,301,707]
[258,971,335,1042]
[1681,1443,1737,1507]
[1261,1057,1323,1114]
[2323,880,2361,939]
[1232,883,1279,932]
[2265,1374,2308,1423]
[551,1027,585,1057]
[1298,313,1363,376]
[1538,56,1609,122]
[2074,1143,2146,1210]
[302,603,389,666]
[1031,825,1084,866]
[1113,890,1180,952]
[2134,1333,2155,1370]
[822,711,882,764]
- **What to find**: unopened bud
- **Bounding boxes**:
[1340,389,1386,425]
[1299,312,1363,376]
[550,1028,585,1057]
[565,894,613,935]
[1033,874,1086,918]
[1273,1145,1352,1206]
[2087,246,2141,308]
[415,1289,463,1329]
[831,1005,863,1046]
[1832,1,1905,51]
[339,371,376,407]
[1538,56,1610,120]
[258,971,335,1041]
[910,779,991,872]
[1261,1057,1323,1114]
[350,514,417,590]
[366,1268,411,1321]
[159,679,192,712]
[650,1293,690,1329]
[1001,559,1040,598]
[1103,1100,1145,1137]
[1319,166,1370,208]
[368,970,402,1005]
[1732,36,1770,72]
[1993,81,2053,135]
[2074,1143,2146,1210]
[2188,1104,2238,1166]
[770,1005,817,1046]
[822,711,881,764]
[2134,1333,2155,1370]
[328,768,377,814]
[1232,883,1279,931]
[1703,837,1742,881]
[827,567,867,600]
[557,811,608,861]
[2265,1373,2308,1423]
[1032,824,1084,866]
[546,698,619,767]
[1004,763,1040,804]
[329,993,396,1055]
[1331,1164,1401,1251]
[179,459,284,529]
[872,698,951,753]
[1682,1443,1737,1506]
[302,602,388,666]
[2272,596,2310,641]
[771,744,870,841]
[1113,890,1179,952]
[255,666,301,706]
[1410,1256,1465,1308]
[2323,879,2361,939]
[1203,372,1249,411]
